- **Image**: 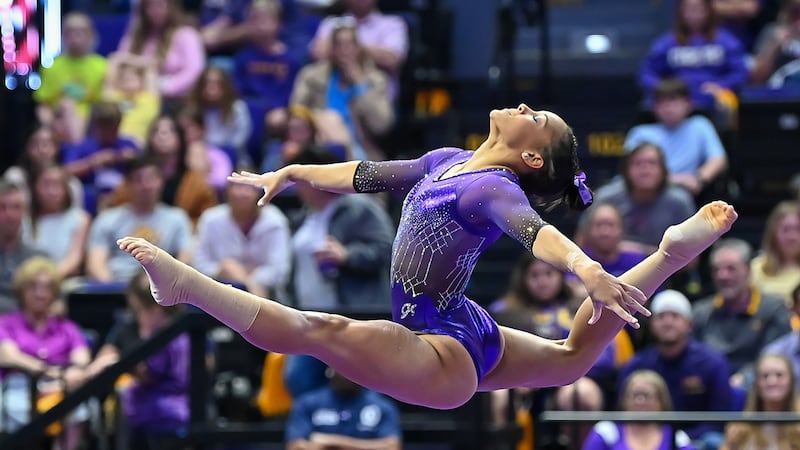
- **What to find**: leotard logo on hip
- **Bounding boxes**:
[400,303,417,319]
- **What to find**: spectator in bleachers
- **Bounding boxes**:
[83,271,189,450]
[0,182,47,313]
[86,156,193,283]
[200,0,303,57]
[693,238,791,385]
[620,290,731,450]
[489,253,609,449]
[624,79,729,197]
[713,0,764,51]
[62,101,140,214]
[292,21,395,161]
[761,284,800,388]
[189,66,253,165]
[116,0,206,103]
[751,0,800,87]
[110,114,218,226]
[233,0,302,116]
[570,202,648,301]
[102,52,161,146]
[582,370,695,450]
[261,105,317,173]
[594,143,696,253]
[489,253,574,339]
[194,176,291,298]
[4,125,84,208]
[750,201,800,307]
[285,367,401,450]
[288,145,394,309]
[720,354,800,450]
[0,257,91,448]
[34,13,107,145]
[177,107,234,193]
[640,0,748,113]
[309,0,407,99]
[24,165,91,279]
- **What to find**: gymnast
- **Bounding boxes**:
[117,103,738,409]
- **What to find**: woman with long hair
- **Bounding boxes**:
[751,201,800,306]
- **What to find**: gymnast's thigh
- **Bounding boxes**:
[476,325,571,392]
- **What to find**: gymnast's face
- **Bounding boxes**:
[489,104,567,160]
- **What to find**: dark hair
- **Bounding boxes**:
[18,125,56,181]
[29,164,72,237]
[621,142,669,193]
[654,78,690,101]
[91,101,123,126]
[517,127,593,212]
[675,0,717,45]
[178,105,205,128]
[125,154,163,178]
[502,252,573,310]
[144,114,188,177]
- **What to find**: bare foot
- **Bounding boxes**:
[117,237,159,266]
[659,201,738,264]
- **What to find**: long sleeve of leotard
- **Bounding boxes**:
[352,147,462,195]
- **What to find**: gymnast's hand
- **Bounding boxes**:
[580,268,649,328]
[227,169,295,207]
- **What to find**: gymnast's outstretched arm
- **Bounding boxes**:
[465,176,648,326]
[228,148,462,205]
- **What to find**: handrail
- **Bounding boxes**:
[540,410,800,423]
[2,304,518,449]
[0,310,214,449]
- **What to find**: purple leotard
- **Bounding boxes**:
[353,148,549,382]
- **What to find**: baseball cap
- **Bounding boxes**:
[650,289,692,319]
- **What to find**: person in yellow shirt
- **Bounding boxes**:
[103,53,162,146]
[34,13,107,143]
[751,201,800,308]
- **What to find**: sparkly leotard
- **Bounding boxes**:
[353,148,548,381]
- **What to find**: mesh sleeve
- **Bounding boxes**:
[352,148,461,195]
[459,175,548,252]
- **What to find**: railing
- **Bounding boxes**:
[1,306,522,450]
[540,410,800,450]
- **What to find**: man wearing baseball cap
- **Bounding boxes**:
[619,290,732,450]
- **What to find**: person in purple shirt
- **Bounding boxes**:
[0,257,90,448]
[620,290,732,450]
[84,270,189,450]
[62,101,140,214]
[117,103,738,410]
[583,370,696,450]
[640,0,748,112]
[570,202,649,300]
[234,0,302,109]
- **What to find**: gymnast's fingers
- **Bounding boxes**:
[609,303,639,329]
[622,284,648,305]
[626,297,651,317]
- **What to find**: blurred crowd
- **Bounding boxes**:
[0,0,800,449]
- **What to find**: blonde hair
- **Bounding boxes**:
[733,354,800,449]
[620,370,673,412]
[12,256,62,299]
[760,201,800,275]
